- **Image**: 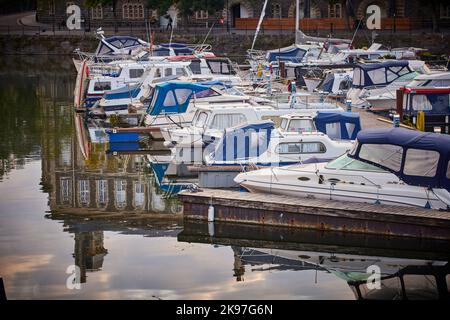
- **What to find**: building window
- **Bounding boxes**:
[195,10,209,20]
[60,178,72,204]
[96,180,108,206]
[115,179,127,209]
[48,1,55,15]
[441,5,450,18]
[272,3,282,18]
[78,180,90,207]
[91,6,103,20]
[123,3,144,20]
[328,3,342,18]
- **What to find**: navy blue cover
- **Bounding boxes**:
[350,128,450,191]
[314,112,361,140]
[353,60,410,88]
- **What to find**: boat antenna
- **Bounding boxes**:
[350,18,363,48]
[169,15,174,49]
[251,0,269,51]
[200,21,216,50]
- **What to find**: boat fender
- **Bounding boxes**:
[208,203,215,222]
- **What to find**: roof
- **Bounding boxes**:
[355,128,450,154]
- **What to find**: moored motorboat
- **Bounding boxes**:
[235,128,450,209]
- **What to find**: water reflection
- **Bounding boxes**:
[0,56,449,300]
[179,221,450,300]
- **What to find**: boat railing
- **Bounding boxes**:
[281,167,382,188]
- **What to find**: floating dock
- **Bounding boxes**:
[179,189,450,240]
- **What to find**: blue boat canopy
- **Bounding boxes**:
[266,45,307,63]
[146,82,217,115]
[352,61,413,89]
[160,42,194,55]
[96,36,146,55]
[103,84,141,100]
[314,112,361,140]
[206,121,275,162]
[348,128,450,191]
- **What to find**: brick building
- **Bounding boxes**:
[35,0,450,31]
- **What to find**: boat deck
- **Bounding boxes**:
[179,189,450,240]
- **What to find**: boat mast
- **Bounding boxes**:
[295,0,300,44]
[251,0,269,51]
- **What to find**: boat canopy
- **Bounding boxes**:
[402,87,450,115]
[351,61,412,89]
[95,36,146,55]
[314,112,361,140]
[146,82,217,115]
[266,45,307,63]
[207,121,274,162]
[103,84,141,100]
[160,43,194,56]
[348,128,450,191]
[317,71,352,93]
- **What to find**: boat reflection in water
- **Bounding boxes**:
[179,221,450,300]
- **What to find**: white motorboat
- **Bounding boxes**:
[94,61,193,115]
[366,72,450,112]
[315,69,353,99]
[235,128,450,210]
[203,118,353,167]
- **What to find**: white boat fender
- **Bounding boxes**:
[208,199,215,222]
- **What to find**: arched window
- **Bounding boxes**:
[91,6,103,20]
[123,3,144,20]
[272,3,282,18]
[328,3,342,18]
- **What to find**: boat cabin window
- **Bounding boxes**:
[210,113,246,130]
[338,79,351,91]
[195,88,219,99]
[174,89,192,105]
[367,69,386,85]
[352,68,362,86]
[193,111,209,128]
[176,67,188,76]
[163,90,177,106]
[164,68,173,77]
[277,142,326,154]
[155,68,162,78]
[359,144,403,172]
[93,81,111,91]
[189,60,202,74]
[404,149,439,177]
[129,68,144,78]
[207,60,235,75]
[412,95,433,111]
[447,161,450,179]
[326,154,385,172]
[280,118,288,131]
[286,119,315,133]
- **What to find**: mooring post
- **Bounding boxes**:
[0,277,6,301]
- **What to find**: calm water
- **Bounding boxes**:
[0,56,449,300]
